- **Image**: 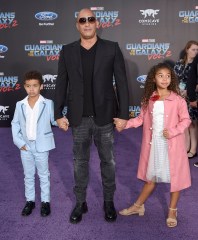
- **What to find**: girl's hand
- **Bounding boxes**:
[163,129,169,139]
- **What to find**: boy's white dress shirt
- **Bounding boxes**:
[22,95,44,140]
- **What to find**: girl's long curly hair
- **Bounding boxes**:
[141,62,180,109]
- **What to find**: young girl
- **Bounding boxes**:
[114,63,191,228]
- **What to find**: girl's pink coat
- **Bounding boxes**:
[126,92,191,192]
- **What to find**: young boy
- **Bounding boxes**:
[11,70,57,217]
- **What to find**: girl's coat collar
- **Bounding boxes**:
[150,91,176,101]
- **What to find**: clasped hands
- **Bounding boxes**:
[113,118,127,132]
[57,117,69,131]
[113,117,170,138]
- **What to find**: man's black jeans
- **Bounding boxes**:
[72,117,116,203]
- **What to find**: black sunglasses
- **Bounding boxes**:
[78,16,96,24]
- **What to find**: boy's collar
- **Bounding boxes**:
[21,95,45,104]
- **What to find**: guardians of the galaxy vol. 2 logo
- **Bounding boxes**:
[24,40,63,61]
[0,12,18,29]
[126,39,172,60]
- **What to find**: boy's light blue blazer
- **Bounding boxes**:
[11,97,57,152]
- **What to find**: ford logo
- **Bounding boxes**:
[0,45,8,53]
[137,75,147,83]
[35,11,58,21]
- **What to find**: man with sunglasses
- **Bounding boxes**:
[54,8,129,224]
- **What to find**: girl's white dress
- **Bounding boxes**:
[146,101,170,183]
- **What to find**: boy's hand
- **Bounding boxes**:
[20,145,27,151]
[57,117,69,131]
[163,129,169,139]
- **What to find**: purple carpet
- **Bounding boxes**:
[0,127,198,240]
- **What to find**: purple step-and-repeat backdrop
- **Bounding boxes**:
[0,0,197,126]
